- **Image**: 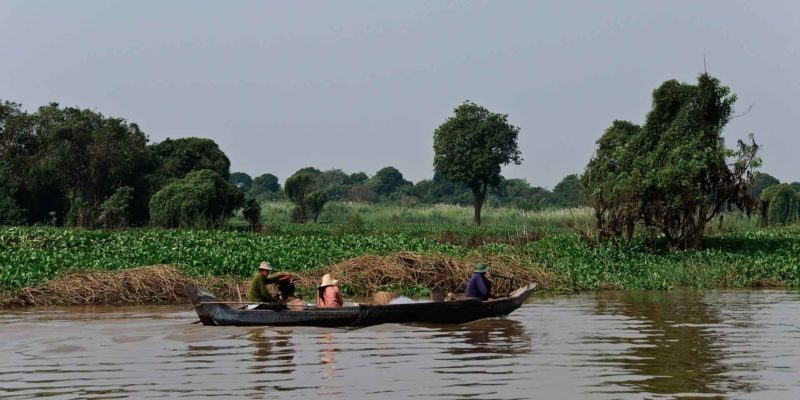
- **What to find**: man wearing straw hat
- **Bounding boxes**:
[465,263,492,301]
[248,261,282,302]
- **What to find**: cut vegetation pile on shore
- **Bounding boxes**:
[2,265,194,306]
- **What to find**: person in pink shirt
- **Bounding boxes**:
[316,273,343,308]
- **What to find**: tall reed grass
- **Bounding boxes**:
[254,201,594,232]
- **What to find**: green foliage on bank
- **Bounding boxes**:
[522,225,800,290]
[0,226,462,290]
[1,222,797,293]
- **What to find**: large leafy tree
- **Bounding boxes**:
[149,169,244,228]
[316,169,351,201]
[369,166,412,197]
[410,173,472,206]
[0,101,150,225]
[552,174,584,208]
[348,172,369,185]
[582,120,641,241]
[490,178,553,210]
[229,172,253,191]
[148,137,231,187]
[760,184,800,226]
[250,173,281,200]
[433,101,522,225]
[749,172,780,198]
[284,171,314,223]
[583,74,761,249]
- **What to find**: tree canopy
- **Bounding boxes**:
[229,172,253,191]
[583,74,761,249]
[249,173,282,200]
[552,174,584,208]
[433,101,522,224]
[369,166,412,197]
[0,101,151,225]
[149,137,231,187]
[749,172,780,199]
[760,184,800,226]
[149,169,244,228]
[284,171,315,222]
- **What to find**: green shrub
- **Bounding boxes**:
[98,186,134,228]
[65,196,95,228]
[242,198,262,230]
[149,169,244,228]
[761,184,800,226]
[0,193,25,225]
[307,191,328,223]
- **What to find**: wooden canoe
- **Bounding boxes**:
[185,283,537,327]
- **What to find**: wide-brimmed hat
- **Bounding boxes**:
[319,273,338,287]
[474,263,488,273]
[258,261,273,271]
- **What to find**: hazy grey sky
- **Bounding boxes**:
[1,1,797,188]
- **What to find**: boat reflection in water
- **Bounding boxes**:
[318,332,341,396]
[248,329,296,375]
[437,318,532,357]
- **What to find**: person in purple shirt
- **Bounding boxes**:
[465,263,492,300]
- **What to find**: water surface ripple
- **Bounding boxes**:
[0,290,798,399]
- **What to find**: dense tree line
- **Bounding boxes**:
[7,94,794,234]
[0,99,584,229]
[0,95,554,233]
[0,100,240,228]
[234,167,584,212]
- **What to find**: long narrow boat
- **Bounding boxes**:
[185,283,537,327]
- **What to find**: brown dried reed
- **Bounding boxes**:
[2,265,244,307]
[321,251,554,296]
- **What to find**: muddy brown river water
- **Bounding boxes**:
[1,290,798,399]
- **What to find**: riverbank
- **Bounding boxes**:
[1,224,798,306]
[0,253,552,306]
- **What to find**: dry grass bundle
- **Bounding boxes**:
[321,251,555,296]
[2,265,249,307]
[6,265,192,306]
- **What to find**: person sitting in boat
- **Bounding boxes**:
[465,263,493,301]
[276,274,304,311]
[248,261,282,303]
[317,273,343,308]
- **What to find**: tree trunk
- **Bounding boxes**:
[472,184,487,226]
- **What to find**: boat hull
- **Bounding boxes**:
[186,283,536,327]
